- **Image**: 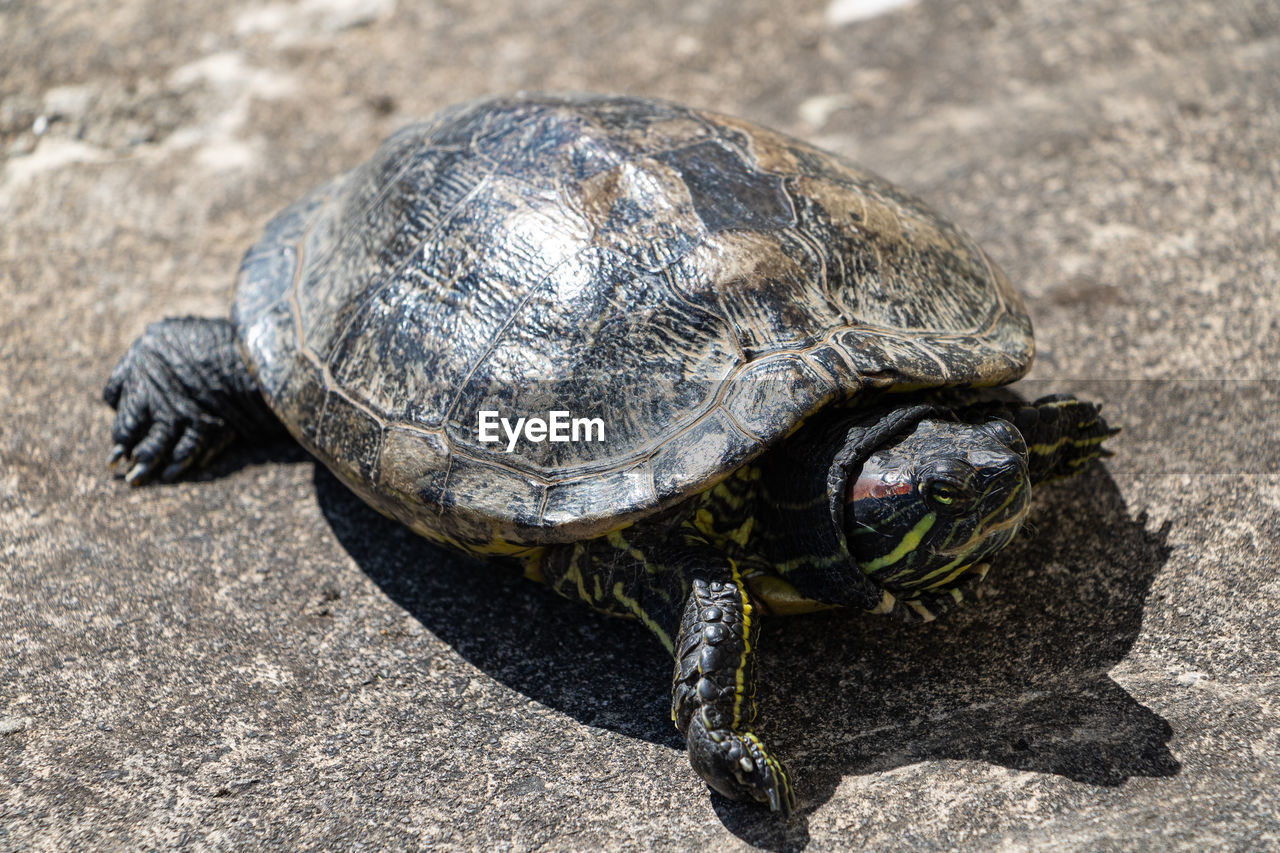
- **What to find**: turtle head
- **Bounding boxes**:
[844,417,1031,598]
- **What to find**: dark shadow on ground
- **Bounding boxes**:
[315,460,1172,851]
[202,439,313,479]
[312,464,679,744]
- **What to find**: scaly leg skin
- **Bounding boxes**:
[538,534,795,815]
[672,562,795,816]
[957,393,1119,485]
[103,317,283,484]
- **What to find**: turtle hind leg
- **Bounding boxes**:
[673,559,795,816]
[103,317,284,484]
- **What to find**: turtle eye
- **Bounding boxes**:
[919,462,976,512]
[921,478,964,509]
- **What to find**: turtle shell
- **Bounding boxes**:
[232,93,1032,552]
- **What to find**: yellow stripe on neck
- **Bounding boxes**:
[860,512,937,574]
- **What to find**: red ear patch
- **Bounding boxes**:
[847,471,914,503]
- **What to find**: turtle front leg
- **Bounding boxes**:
[957,394,1119,485]
[672,561,795,815]
[539,536,795,814]
[103,317,283,483]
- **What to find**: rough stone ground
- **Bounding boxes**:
[2,0,1278,849]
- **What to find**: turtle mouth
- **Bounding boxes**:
[932,507,1028,562]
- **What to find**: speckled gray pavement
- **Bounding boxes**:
[2,0,1278,849]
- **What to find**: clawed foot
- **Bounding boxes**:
[687,717,795,816]
[1019,394,1120,482]
[103,319,241,485]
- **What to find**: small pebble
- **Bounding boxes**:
[0,717,29,735]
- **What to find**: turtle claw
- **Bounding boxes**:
[103,319,247,486]
[111,416,220,486]
[160,459,193,483]
[687,722,795,816]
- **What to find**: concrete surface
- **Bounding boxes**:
[2,0,1278,849]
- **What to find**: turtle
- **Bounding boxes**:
[103,93,1117,815]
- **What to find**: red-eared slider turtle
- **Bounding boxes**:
[103,93,1117,815]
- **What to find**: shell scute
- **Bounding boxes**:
[443,453,547,537]
[541,464,658,533]
[721,355,839,443]
[317,391,384,485]
[650,409,755,499]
